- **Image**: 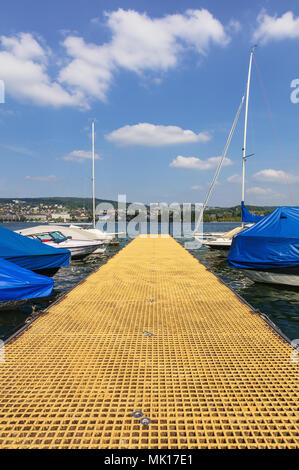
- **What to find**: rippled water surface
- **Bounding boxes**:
[1,222,299,342]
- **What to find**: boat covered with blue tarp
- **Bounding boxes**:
[0,225,70,275]
[228,206,299,271]
[241,202,264,224]
[0,257,53,303]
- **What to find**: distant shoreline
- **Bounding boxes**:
[0,197,276,224]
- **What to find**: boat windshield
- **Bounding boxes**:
[49,231,65,240]
[27,231,67,243]
[35,233,55,242]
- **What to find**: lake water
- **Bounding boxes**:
[1,221,299,342]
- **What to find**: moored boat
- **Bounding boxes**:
[202,225,252,250]
[194,48,264,250]
[16,228,105,259]
[227,207,299,286]
[0,258,54,310]
[0,225,70,277]
[86,121,124,245]
[17,225,108,255]
[242,269,299,287]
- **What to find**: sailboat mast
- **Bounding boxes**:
[91,120,96,229]
[242,49,254,219]
[193,95,244,235]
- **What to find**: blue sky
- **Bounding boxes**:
[1,0,299,206]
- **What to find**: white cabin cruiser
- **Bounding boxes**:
[16,228,106,259]
[17,225,108,255]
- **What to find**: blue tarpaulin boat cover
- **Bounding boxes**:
[241,202,264,223]
[0,225,70,271]
[0,258,53,302]
[228,206,299,269]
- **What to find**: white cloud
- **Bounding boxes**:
[63,149,101,163]
[25,174,57,182]
[191,185,204,190]
[253,10,299,44]
[0,33,84,107]
[246,186,274,195]
[253,168,299,184]
[0,9,235,108]
[59,8,232,102]
[1,33,47,61]
[170,155,232,170]
[107,8,229,68]
[227,20,241,33]
[1,144,36,156]
[106,123,210,147]
[59,36,113,102]
[227,173,242,183]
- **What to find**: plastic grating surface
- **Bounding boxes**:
[0,235,298,449]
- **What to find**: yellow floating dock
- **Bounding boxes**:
[0,235,298,449]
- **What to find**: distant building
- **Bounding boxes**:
[0,213,20,221]
[24,214,47,221]
[51,213,71,221]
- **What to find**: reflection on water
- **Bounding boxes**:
[0,222,299,342]
[186,242,299,341]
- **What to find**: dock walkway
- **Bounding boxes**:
[0,235,298,448]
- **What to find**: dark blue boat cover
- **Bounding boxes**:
[0,225,70,271]
[241,202,264,223]
[228,206,299,269]
[0,258,53,302]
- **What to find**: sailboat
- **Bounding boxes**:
[226,54,299,286]
[17,122,123,256]
[196,48,263,249]
[228,206,299,286]
[77,120,125,243]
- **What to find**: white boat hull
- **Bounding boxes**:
[194,232,225,238]
[202,238,232,249]
[199,226,250,249]
[90,246,107,255]
[243,269,299,286]
[67,226,112,240]
[87,229,125,237]
[85,228,114,241]
[16,225,122,245]
[44,240,103,259]
[15,226,105,259]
